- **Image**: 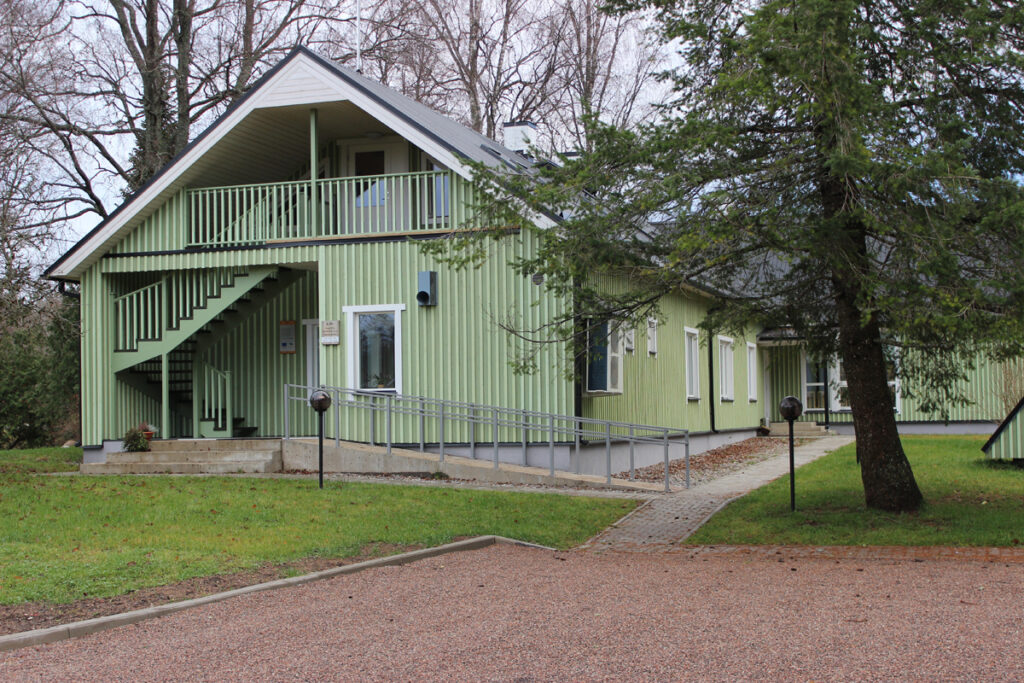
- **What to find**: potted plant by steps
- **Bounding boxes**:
[122,425,150,452]
[139,422,157,441]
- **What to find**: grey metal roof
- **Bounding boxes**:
[313,52,536,172]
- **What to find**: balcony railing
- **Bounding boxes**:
[186,170,471,248]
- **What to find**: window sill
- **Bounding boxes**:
[720,397,734,403]
[687,396,700,402]
[585,390,623,397]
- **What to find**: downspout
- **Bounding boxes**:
[707,332,717,433]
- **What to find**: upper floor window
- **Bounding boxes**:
[587,321,623,394]
[424,158,450,220]
[355,150,387,207]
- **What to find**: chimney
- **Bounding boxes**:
[502,121,539,156]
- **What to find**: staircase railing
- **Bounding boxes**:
[114,280,164,351]
[114,268,248,352]
[196,362,233,434]
[283,384,690,492]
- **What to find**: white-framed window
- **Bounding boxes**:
[421,156,451,220]
[718,335,735,401]
[647,317,658,356]
[344,304,405,393]
[586,321,624,394]
[803,351,901,413]
[747,342,758,402]
[685,327,700,400]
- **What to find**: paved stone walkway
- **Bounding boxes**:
[580,435,854,552]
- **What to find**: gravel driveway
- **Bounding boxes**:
[2,544,1021,681]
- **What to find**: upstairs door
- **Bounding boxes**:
[347,143,405,235]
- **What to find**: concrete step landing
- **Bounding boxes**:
[768,422,832,437]
[81,439,282,475]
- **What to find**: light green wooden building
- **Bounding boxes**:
[983,398,1024,461]
[47,48,1014,459]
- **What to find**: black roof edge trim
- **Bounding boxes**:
[45,46,309,278]
[101,229,522,259]
[982,393,1024,453]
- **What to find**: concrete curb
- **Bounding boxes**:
[0,535,553,653]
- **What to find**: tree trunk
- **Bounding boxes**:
[833,292,922,511]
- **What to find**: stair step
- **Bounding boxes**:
[107,450,276,464]
[81,461,275,475]
[148,438,281,452]
[768,422,831,437]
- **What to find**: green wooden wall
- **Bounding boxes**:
[581,283,764,433]
[766,345,1021,423]
[317,231,573,443]
[985,404,1024,460]
[80,230,573,444]
[203,272,319,437]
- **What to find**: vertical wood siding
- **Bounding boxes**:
[319,232,573,442]
[766,346,1022,424]
[205,272,319,437]
[986,410,1024,460]
[580,282,763,432]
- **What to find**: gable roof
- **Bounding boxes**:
[46,46,540,281]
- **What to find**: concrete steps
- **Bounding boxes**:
[81,439,282,475]
[768,422,832,437]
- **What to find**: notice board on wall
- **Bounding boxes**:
[320,319,340,345]
[279,320,296,354]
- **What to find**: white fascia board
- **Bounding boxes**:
[53,56,345,279]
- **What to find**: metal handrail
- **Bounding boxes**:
[283,384,690,492]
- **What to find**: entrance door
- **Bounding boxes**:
[347,142,404,234]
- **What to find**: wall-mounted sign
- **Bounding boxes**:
[320,319,340,345]
[279,320,296,354]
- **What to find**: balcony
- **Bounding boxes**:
[186,170,472,248]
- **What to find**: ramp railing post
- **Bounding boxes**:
[605,422,612,484]
[493,408,499,470]
[663,429,670,493]
[386,394,393,455]
[685,432,691,490]
[629,425,635,481]
[548,415,555,478]
[439,402,445,465]
[419,397,425,452]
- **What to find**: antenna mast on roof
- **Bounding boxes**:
[355,0,363,73]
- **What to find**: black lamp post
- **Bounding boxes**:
[779,395,803,512]
[309,389,332,489]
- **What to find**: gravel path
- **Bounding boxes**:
[2,543,1021,681]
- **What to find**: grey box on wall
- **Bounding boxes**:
[417,270,437,306]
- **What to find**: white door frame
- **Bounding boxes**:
[302,318,320,389]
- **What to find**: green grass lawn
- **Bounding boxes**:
[0,447,634,605]
[690,435,1024,547]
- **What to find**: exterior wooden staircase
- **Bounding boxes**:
[113,266,305,438]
